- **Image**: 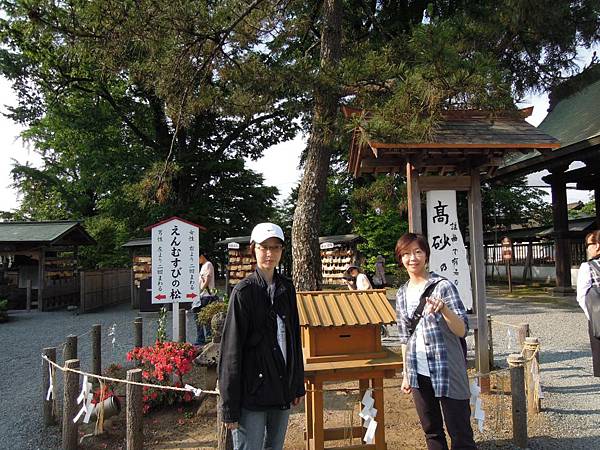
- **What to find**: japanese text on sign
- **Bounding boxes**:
[151,218,199,304]
[426,191,473,309]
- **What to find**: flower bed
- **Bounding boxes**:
[127,341,198,413]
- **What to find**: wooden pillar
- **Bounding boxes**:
[311,379,324,450]
[42,347,57,426]
[549,169,573,293]
[92,324,101,376]
[126,368,143,450]
[372,377,385,450]
[508,354,527,449]
[134,317,143,348]
[468,169,490,376]
[26,279,32,311]
[64,335,78,362]
[406,162,422,233]
[38,247,45,311]
[62,359,80,450]
[304,381,314,450]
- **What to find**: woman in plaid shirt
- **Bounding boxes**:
[395,233,476,450]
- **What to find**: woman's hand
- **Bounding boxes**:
[426,296,447,314]
[427,296,466,337]
[401,375,412,394]
[225,422,239,430]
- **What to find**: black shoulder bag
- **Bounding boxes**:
[407,279,468,362]
[407,280,441,337]
[585,260,600,338]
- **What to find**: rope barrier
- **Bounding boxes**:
[41,354,219,396]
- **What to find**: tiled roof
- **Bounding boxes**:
[0,221,95,245]
[296,289,396,327]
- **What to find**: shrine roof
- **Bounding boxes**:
[296,289,396,327]
[0,221,95,246]
[493,76,600,180]
[343,107,559,177]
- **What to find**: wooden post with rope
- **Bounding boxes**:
[523,337,541,414]
[126,368,143,450]
[42,347,57,426]
[92,324,101,376]
[64,334,78,362]
[134,317,143,348]
[62,359,80,450]
[508,354,527,449]
[516,323,530,348]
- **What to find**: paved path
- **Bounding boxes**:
[0,304,197,450]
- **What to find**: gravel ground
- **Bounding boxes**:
[2,287,599,450]
[0,303,198,450]
[383,286,600,449]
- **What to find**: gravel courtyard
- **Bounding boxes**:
[1,286,599,450]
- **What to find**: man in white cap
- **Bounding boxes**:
[218,223,305,450]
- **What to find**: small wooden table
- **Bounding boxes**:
[303,350,402,450]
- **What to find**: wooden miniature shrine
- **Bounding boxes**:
[319,234,363,286]
[215,236,257,293]
[343,106,560,378]
[296,289,402,450]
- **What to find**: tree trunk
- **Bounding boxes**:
[291,0,343,291]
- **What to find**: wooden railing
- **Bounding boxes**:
[484,241,587,267]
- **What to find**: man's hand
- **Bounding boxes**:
[224,422,239,430]
[291,396,304,406]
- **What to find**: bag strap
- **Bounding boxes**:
[408,279,442,337]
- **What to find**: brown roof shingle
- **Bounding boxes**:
[296,289,396,327]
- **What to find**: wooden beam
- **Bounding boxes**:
[370,141,560,149]
[419,176,471,191]
[406,162,422,233]
[468,169,489,375]
[38,248,45,311]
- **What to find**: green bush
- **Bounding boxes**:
[197,301,228,326]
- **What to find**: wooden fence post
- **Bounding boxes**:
[487,314,494,369]
[62,359,80,450]
[92,324,101,376]
[516,323,530,348]
[178,308,186,343]
[523,337,541,414]
[42,347,57,426]
[64,335,78,362]
[508,354,527,449]
[126,368,143,450]
[134,317,143,348]
[26,279,32,311]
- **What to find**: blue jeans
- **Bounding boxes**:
[192,307,212,345]
[232,407,291,450]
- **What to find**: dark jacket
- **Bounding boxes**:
[218,270,305,423]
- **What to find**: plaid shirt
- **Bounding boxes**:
[396,272,469,398]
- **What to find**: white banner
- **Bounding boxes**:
[151,218,199,304]
[426,191,473,310]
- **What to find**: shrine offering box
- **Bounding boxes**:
[296,289,396,364]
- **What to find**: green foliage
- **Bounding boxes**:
[351,175,408,278]
[568,197,596,219]
[197,301,228,327]
[481,179,553,230]
[156,307,168,343]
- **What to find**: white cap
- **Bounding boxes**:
[250,223,285,244]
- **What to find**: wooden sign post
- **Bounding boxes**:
[148,217,201,341]
[502,236,513,293]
